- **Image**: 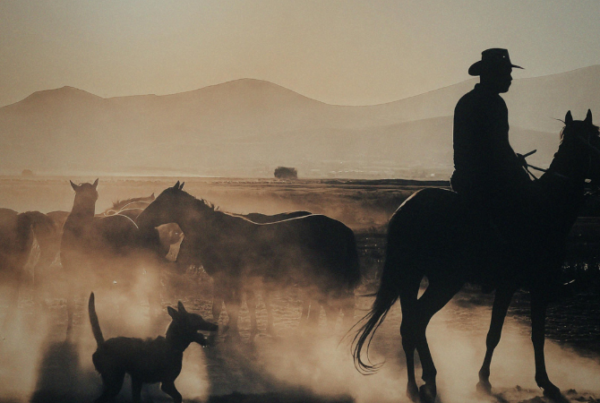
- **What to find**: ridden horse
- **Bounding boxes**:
[352,111,600,403]
[0,208,56,329]
[175,209,313,333]
[137,183,360,336]
[60,179,165,333]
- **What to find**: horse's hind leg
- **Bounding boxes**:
[400,277,421,402]
[399,273,422,403]
[341,292,356,331]
[1,273,23,333]
[245,289,258,337]
[413,277,463,403]
[477,286,515,394]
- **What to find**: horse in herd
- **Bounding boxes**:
[174,206,314,334]
[0,208,57,328]
[353,111,600,403]
[1,179,351,338]
[137,182,361,337]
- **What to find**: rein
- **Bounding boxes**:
[520,149,570,181]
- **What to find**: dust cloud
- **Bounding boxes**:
[1,177,600,403]
[2,270,600,403]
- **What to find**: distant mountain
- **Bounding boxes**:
[0,66,598,178]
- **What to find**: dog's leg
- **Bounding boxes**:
[161,380,182,403]
[95,370,125,403]
[131,377,142,403]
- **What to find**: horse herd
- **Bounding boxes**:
[1,111,599,403]
[1,178,360,336]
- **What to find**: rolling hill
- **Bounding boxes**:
[0,66,598,178]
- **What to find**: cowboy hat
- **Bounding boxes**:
[468,48,523,76]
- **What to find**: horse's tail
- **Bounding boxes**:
[351,241,401,375]
[88,293,105,346]
[22,211,58,242]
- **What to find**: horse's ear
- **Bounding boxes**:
[180,182,185,190]
[174,181,180,189]
[565,111,573,125]
[92,178,99,189]
[167,306,180,320]
[70,180,79,191]
[585,109,593,124]
[177,301,187,313]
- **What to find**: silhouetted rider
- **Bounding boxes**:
[451,48,530,201]
[450,49,561,293]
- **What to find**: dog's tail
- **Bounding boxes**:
[88,292,104,346]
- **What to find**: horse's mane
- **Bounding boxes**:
[110,194,155,211]
[559,120,600,143]
[180,191,218,212]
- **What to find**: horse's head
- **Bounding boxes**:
[70,178,99,206]
[136,181,188,230]
[560,110,600,185]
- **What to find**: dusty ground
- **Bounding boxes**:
[1,176,599,403]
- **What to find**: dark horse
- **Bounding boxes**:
[137,183,360,336]
[60,179,165,333]
[1,208,57,330]
[353,111,600,403]
[175,208,313,331]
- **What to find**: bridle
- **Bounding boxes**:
[523,127,600,186]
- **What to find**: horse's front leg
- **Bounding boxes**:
[264,288,275,336]
[477,286,515,394]
[223,286,242,340]
[531,292,562,401]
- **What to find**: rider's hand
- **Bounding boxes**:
[516,153,528,168]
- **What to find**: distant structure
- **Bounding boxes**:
[21,169,34,177]
[274,166,298,180]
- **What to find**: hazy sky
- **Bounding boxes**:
[1,0,600,107]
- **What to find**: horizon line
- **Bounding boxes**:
[2,64,599,110]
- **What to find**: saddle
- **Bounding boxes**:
[451,190,547,292]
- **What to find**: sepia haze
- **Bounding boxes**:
[1,65,599,178]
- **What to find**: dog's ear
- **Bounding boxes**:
[167,306,180,320]
[177,301,187,314]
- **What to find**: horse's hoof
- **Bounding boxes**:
[419,384,436,403]
[476,380,493,395]
[543,384,567,403]
[406,384,419,402]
